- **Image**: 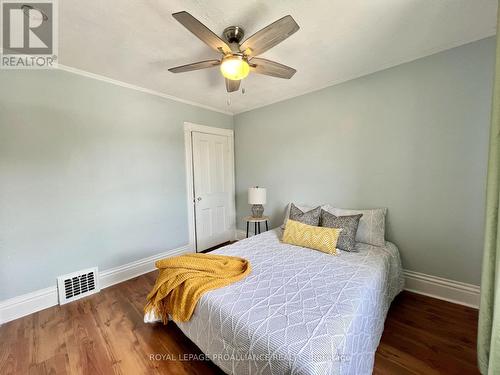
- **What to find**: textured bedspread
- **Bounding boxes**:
[175,229,404,375]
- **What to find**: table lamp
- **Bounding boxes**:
[248,187,266,218]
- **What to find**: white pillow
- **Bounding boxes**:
[329,207,387,247]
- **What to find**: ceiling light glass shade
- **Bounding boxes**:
[220,55,250,81]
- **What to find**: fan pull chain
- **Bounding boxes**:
[226,93,231,106]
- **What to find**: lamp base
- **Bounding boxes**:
[251,204,264,218]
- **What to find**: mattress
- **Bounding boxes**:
[174,229,404,375]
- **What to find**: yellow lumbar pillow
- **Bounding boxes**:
[282,219,342,255]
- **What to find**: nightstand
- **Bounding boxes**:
[244,216,269,238]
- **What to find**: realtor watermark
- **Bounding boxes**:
[1,0,57,68]
[148,352,351,363]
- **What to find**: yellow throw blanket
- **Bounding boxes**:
[145,253,251,324]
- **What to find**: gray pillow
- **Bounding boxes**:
[289,203,321,226]
[319,210,363,252]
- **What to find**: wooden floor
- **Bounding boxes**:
[0,272,479,375]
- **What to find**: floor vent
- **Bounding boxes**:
[57,267,100,305]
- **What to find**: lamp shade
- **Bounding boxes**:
[248,187,266,205]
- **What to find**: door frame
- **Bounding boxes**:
[184,122,236,252]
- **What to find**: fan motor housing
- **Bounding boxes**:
[223,26,245,44]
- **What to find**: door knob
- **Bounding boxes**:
[197,197,202,201]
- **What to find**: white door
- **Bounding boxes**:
[192,131,233,251]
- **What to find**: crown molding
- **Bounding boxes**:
[234,33,496,115]
[57,64,233,116]
[56,34,495,117]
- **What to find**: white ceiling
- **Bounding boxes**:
[60,0,498,114]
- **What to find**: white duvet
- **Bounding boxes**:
[168,229,403,374]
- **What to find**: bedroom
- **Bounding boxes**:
[0,0,499,374]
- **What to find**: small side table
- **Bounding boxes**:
[244,216,269,238]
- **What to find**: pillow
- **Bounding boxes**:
[288,203,321,226]
[330,207,387,247]
[282,219,341,255]
[282,203,317,228]
[319,210,362,252]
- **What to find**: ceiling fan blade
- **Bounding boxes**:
[225,78,241,93]
[172,11,232,55]
[250,58,296,79]
[168,59,220,73]
[240,15,299,57]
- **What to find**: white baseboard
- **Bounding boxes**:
[239,229,480,308]
[237,229,480,308]
[236,229,246,240]
[236,229,256,240]
[0,286,59,325]
[0,244,192,324]
[403,270,480,308]
[0,243,481,324]
[99,245,191,289]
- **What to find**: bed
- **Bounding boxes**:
[173,228,404,375]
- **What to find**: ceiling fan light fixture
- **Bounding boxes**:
[168,12,300,92]
[220,55,249,81]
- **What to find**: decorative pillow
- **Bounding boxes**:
[282,203,317,228]
[282,219,341,255]
[288,203,321,226]
[320,210,362,252]
[330,207,387,247]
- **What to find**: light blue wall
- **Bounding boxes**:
[0,69,232,300]
[0,38,494,300]
[234,37,496,285]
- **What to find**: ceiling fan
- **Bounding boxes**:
[168,11,300,93]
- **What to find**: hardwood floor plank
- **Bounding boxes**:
[28,354,67,375]
[1,338,30,375]
[0,274,479,375]
[63,298,117,375]
[375,345,443,375]
[373,352,420,375]
[33,306,66,363]
[381,319,477,366]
